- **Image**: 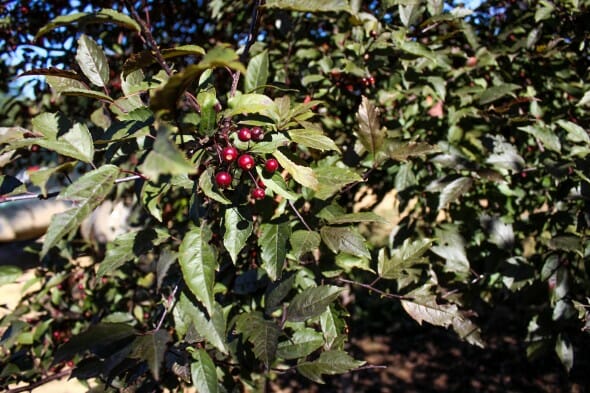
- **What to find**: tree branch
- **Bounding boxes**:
[336,277,413,301]
[5,369,71,393]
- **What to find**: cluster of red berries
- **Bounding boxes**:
[214,126,280,201]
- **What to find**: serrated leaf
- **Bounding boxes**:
[97,228,169,278]
[313,166,362,200]
[41,165,119,257]
[130,330,171,381]
[265,0,351,12]
[289,230,321,260]
[438,177,473,210]
[76,34,109,87]
[191,349,219,393]
[326,212,388,225]
[320,226,370,259]
[174,294,228,354]
[36,9,140,39]
[0,265,22,286]
[273,149,318,190]
[226,93,277,118]
[53,323,136,364]
[286,285,342,322]
[401,293,458,327]
[265,274,295,314]
[478,83,520,105]
[518,124,561,152]
[378,238,432,281]
[60,87,114,102]
[320,306,342,349]
[235,312,281,369]
[277,329,324,360]
[288,129,340,152]
[387,141,440,161]
[138,129,197,181]
[259,222,291,281]
[224,207,253,264]
[356,96,384,155]
[198,168,231,204]
[296,350,364,384]
[179,225,218,314]
[245,50,269,93]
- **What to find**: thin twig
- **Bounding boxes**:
[5,369,71,393]
[337,277,412,300]
[288,200,313,232]
[154,282,179,331]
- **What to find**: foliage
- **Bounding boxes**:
[1,0,590,391]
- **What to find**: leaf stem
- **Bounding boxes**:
[336,277,412,301]
[288,200,313,232]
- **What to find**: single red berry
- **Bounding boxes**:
[264,158,279,173]
[257,179,266,189]
[238,154,255,171]
[251,188,266,200]
[251,127,264,141]
[237,128,252,142]
[215,171,232,188]
[221,146,238,162]
[53,331,61,339]
[66,361,74,368]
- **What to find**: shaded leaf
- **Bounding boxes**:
[130,330,171,381]
[438,177,473,210]
[387,141,440,161]
[138,129,197,181]
[35,9,140,39]
[296,350,364,384]
[277,329,324,360]
[179,224,218,314]
[197,89,217,136]
[235,312,281,369]
[320,226,370,259]
[479,83,520,105]
[42,165,119,257]
[0,265,22,287]
[378,238,432,281]
[289,230,321,260]
[191,349,219,393]
[313,166,362,200]
[286,285,343,322]
[265,274,295,314]
[326,212,388,225]
[199,168,231,204]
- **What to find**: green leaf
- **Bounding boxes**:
[437,177,473,210]
[326,212,388,225]
[138,129,197,181]
[28,163,75,197]
[42,165,119,257]
[0,265,22,287]
[97,228,170,278]
[401,292,458,327]
[287,129,340,152]
[555,334,574,372]
[245,50,269,93]
[226,93,278,118]
[277,329,324,360]
[76,34,109,88]
[356,96,384,156]
[378,238,433,281]
[296,350,364,384]
[0,175,26,196]
[255,167,299,200]
[265,0,352,12]
[174,294,228,354]
[130,330,171,381]
[235,311,281,369]
[286,285,343,323]
[223,207,253,264]
[259,222,291,281]
[320,226,370,259]
[387,141,440,161]
[273,150,318,191]
[35,9,140,39]
[289,230,321,260]
[518,124,561,153]
[191,349,219,393]
[199,168,231,204]
[313,166,363,200]
[478,83,520,105]
[556,119,590,144]
[320,307,342,349]
[265,274,295,314]
[431,225,469,275]
[197,89,217,136]
[53,323,136,364]
[59,87,114,102]
[179,224,218,314]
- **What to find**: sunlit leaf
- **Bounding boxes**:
[355,96,384,156]
[191,349,219,393]
[224,207,253,264]
[273,149,318,190]
[138,129,197,181]
[35,9,140,39]
[245,50,269,93]
[296,350,364,384]
[76,34,110,88]
[265,0,351,12]
[259,222,291,281]
[320,226,370,259]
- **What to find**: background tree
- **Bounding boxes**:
[1,0,590,391]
